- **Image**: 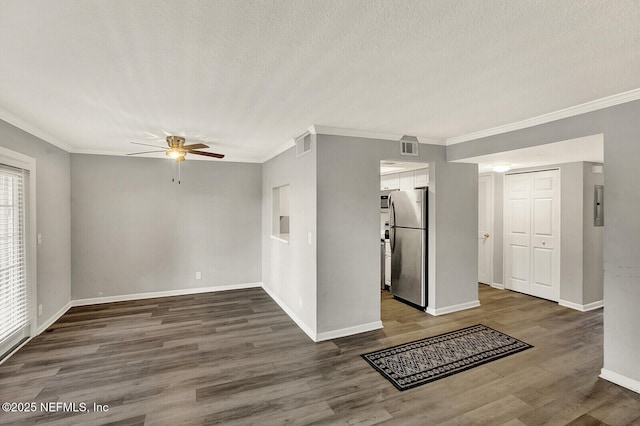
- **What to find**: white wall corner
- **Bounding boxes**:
[260,284,318,342]
[600,368,640,394]
[426,300,481,316]
[36,300,72,335]
[315,321,384,342]
[260,138,296,163]
[558,299,604,312]
[71,282,263,307]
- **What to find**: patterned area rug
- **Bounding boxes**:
[361,324,533,391]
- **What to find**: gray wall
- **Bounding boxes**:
[583,163,604,304]
[492,172,504,285]
[448,99,640,388]
[430,160,479,309]
[261,143,317,334]
[71,154,262,299]
[315,134,478,334]
[0,120,71,328]
[316,136,381,333]
[601,105,640,382]
[559,162,585,304]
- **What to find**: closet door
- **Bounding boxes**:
[504,174,531,294]
[529,170,560,301]
[504,170,560,301]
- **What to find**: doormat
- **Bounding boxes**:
[361,324,532,391]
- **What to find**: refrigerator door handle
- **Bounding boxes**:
[390,200,396,251]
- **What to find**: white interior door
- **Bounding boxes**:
[505,174,531,294]
[529,171,560,300]
[504,170,560,301]
[478,174,493,284]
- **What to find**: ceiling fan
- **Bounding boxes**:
[128,136,225,162]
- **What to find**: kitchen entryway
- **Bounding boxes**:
[379,160,429,311]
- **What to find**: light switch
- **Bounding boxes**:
[196,272,202,280]
[37,233,42,245]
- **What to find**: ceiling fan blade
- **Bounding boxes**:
[190,150,225,159]
[127,150,167,156]
[131,141,167,149]
[183,143,209,150]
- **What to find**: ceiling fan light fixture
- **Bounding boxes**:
[492,163,512,173]
[129,136,223,162]
[167,149,185,161]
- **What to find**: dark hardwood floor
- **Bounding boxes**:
[1,285,639,425]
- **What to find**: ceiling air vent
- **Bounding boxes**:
[296,132,312,157]
[400,135,419,156]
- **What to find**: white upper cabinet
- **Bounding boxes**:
[381,174,400,190]
[399,171,414,190]
[381,168,428,191]
[414,168,429,187]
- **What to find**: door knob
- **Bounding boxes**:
[484,233,490,238]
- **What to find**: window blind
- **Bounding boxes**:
[0,164,28,351]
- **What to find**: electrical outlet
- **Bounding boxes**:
[307,232,312,245]
[196,272,202,280]
[38,304,42,316]
[37,233,42,245]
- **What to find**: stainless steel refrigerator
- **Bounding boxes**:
[389,188,428,308]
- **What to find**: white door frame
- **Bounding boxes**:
[478,173,494,285]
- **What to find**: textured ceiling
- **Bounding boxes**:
[1,1,639,162]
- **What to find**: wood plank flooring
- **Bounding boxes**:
[1,285,639,425]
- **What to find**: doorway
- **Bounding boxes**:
[478,173,494,285]
[379,160,429,310]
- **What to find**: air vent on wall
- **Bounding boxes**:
[296,132,312,157]
[400,135,419,156]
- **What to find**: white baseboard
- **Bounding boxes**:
[600,368,640,394]
[426,300,481,316]
[559,299,604,312]
[260,284,317,342]
[36,300,72,334]
[261,285,383,342]
[1,300,73,366]
[315,321,383,342]
[71,282,263,307]
[491,283,505,290]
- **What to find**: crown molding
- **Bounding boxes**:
[446,88,640,145]
[0,109,73,152]
[260,125,446,163]
[310,125,445,146]
[260,138,296,163]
